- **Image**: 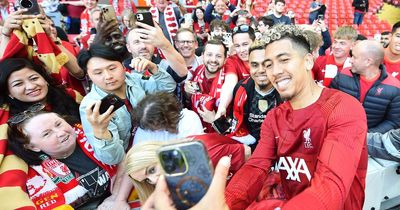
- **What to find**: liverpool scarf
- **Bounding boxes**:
[149,4,179,43]
[27,125,117,210]
[1,18,69,82]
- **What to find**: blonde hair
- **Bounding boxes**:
[125,141,164,203]
[304,30,322,52]
[334,26,358,42]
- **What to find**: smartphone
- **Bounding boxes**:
[18,0,40,15]
[96,94,125,114]
[136,12,155,27]
[101,5,117,22]
[212,116,231,134]
[184,13,193,24]
[157,141,213,210]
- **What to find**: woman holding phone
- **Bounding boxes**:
[7,108,118,210]
[125,135,250,204]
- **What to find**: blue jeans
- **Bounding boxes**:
[353,12,364,25]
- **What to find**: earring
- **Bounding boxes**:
[8,95,14,99]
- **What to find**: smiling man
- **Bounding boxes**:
[228,41,282,151]
[383,21,400,80]
[216,24,255,118]
[312,26,358,86]
[225,25,368,210]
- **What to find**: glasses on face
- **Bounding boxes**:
[176,40,196,45]
[233,25,250,34]
[8,103,45,126]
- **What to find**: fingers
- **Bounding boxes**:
[130,57,151,73]
[153,175,176,210]
[209,156,231,194]
[141,192,156,210]
[135,21,155,30]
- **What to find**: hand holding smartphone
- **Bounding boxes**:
[101,5,117,22]
[136,12,155,28]
[157,141,213,210]
[18,0,40,15]
[95,94,125,115]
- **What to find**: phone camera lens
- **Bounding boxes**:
[20,0,33,8]
[110,98,118,104]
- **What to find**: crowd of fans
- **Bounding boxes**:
[0,0,400,209]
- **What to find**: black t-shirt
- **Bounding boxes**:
[62,146,111,209]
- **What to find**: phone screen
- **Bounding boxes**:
[212,116,231,134]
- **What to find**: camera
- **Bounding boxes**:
[157,141,213,210]
[159,149,187,174]
[20,0,32,8]
[18,0,40,14]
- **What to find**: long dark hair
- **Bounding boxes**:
[192,7,205,23]
[0,58,80,120]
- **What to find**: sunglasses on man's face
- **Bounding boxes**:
[7,103,45,126]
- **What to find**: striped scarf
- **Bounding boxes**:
[0,90,81,210]
[150,5,179,43]
[1,18,69,80]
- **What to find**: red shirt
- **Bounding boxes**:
[359,73,380,103]
[312,54,351,87]
[226,88,368,210]
[60,41,87,96]
[80,8,92,35]
[225,54,250,81]
[383,56,400,80]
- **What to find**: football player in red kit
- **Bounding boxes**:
[225,25,368,210]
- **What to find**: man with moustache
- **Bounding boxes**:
[124,22,188,84]
[225,25,368,209]
[228,41,282,151]
[184,39,228,132]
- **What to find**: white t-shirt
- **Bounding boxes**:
[133,108,204,144]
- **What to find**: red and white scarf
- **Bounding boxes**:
[27,125,117,210]
[149,4,179,43]
[110,0,137,17]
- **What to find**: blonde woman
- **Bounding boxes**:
[125,134,251,203]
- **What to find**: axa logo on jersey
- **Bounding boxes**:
[274,156,312,182]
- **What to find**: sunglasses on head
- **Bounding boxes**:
[8,103,45,126]
[233,24,250,34]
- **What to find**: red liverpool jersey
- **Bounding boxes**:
[226,88,368,210]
